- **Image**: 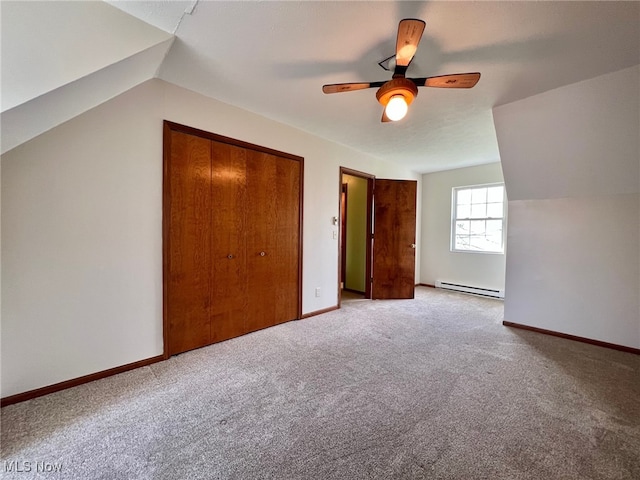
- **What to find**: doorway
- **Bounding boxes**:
[339,168,374,302]
[338,167,418,304]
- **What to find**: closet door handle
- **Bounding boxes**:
[227,254,234,259]
[259,251,266,257]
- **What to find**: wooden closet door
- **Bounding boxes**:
[274,157,301,324]
[245,151,278,332]
[210,141,249,342]
[167,132,212,355]
[164,121,302,355]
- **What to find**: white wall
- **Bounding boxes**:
[420,163,506,290]
[2,81,166,398]
[1,79,421,397]
[493,65,639,349]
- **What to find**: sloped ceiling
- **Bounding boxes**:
[0,1,174,153]
[104,0,197,34]
[3,1,639,172]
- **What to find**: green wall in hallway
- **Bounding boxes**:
[343,174,367,292]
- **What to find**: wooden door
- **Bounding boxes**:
[340,184,348,285]
[274,156,301,324]
[372,179,417,299]
[210,141,249,342]
[245,151,300,332]
[166,132,212,355]
[245,151,278,332]
[164,121,302,356]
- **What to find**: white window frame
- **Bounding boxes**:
[451,182,506,254]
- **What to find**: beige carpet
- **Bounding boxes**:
[2,287,639,479]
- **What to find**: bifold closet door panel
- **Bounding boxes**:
[210,141,249,342]
[274,157,301,324]
[167,132,212,355]
[245,151,278,332]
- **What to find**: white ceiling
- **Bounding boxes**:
[1,1,172,112]
[0,1,175,154]
[10,1,640,173]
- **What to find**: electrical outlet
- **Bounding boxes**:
[315,287,321,297]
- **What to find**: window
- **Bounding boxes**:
[452,183,506,253]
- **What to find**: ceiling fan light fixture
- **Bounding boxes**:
[321,19,480,123]
[375,77,418,122]
[385,95,408,121]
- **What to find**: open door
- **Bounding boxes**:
[372,179,417,299]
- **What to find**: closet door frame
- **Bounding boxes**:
[162,120,304,359]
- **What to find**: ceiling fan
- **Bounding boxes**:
[322,19,481,122]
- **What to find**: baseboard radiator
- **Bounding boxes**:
[435,280,504,299]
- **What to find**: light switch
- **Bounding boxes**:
[332,230,338,239]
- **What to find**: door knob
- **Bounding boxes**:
[410,244,416,249]
[260,251,266,257]
[227,254,234,259]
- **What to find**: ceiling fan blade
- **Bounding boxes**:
[395,19,426,69]
[381,109,392,123]
[410,73,481,88]
[322,81,384,94]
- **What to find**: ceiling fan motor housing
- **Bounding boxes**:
[376,77,419,106]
